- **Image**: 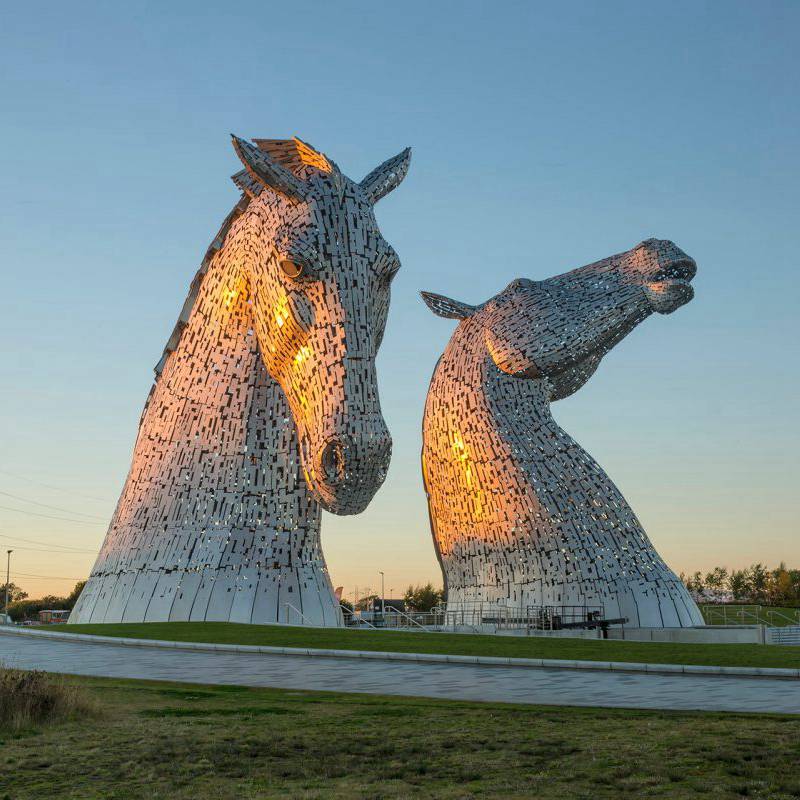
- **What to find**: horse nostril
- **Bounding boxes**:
[320,440,346,482]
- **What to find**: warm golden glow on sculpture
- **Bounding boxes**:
[70,135,411,626]
[422,240,703,628]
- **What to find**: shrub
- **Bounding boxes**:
[0,665,99,731]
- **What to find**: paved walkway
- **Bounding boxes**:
[2,632,798,714]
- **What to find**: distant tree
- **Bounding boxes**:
[403,583,445,612]
[0,583,28,606]
[788,570,800,605]
[747,563,769,603]
[704,567,729,591]
[681,564,800,607]
[8,594,65,622]
[64,581,86,609]
[5,581,88,622]
[339,598,354,620]
[767,564,793,605]
[728,569,749,601]
[355,594,378,612]
[682,571,704,594]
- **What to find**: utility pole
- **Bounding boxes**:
[379,571,385,615]
[4,550,12,622]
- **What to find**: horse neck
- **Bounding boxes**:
[424,319,569,526]
[427,318,555,443]
[122,235,322,559]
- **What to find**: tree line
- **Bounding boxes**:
[681,563,800,605]
[350,583,445,613]
[1,581,86,621]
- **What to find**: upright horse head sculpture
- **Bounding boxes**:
[230,136,409,514]
[71,136,410,627]
[422,239,704,628]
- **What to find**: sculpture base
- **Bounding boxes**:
[69,567,344,628]
[444,577,703,629]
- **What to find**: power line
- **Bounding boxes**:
[0,544,95,555]
[0,468,109,504]
[0,532,95,550]
[0,504,106,525]
[0,489,107,521]
[13,571,85,581]
[0,533,95,553]
[0,534,97,555]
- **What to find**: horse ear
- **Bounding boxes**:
[231,134,308,202]
[420,291,477,320]
[360,148,411,204]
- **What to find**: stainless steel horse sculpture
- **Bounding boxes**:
[71,136,410,626]
[421,239,703,628]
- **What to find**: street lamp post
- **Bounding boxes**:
[4,550,12,622]
[379,571,385,615]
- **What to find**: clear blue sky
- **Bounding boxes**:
[1,1,797,599]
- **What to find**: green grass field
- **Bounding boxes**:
[46,621,800,669]
[701,605,800,627]
[1,675,799,799]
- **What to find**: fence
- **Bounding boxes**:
[700,605,800,627]
[341,602,612,633]
[766,626,800,645]
[438,603,607,632]
[342,607,444,629]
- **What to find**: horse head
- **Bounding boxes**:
[422,238,696,400]
[231,135,410,514]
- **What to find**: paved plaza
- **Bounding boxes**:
[2,631,798,714]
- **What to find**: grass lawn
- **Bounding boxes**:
[1,675,799,800]
[701,605,800,627]
[42,621,800,670]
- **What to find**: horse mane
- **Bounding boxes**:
[153,137,332,378]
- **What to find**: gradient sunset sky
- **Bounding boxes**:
[1,1,797,601]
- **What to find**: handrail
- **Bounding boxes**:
[341,604,378,629]
[384,605,432,632]
[283,602,312,626]
[700,604,800,627]
[766,608,800,626]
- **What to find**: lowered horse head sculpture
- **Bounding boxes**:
[71,136,410,627]
[421,239,704,628]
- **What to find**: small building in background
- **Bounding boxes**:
[38,609,70,625]
[369,598,406,614]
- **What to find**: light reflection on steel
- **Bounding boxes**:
[71,136,410,626]
[422,239,703,628]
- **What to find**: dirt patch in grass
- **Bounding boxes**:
[0,675,798,799]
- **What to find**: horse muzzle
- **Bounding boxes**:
[313,429,392,515]
[642,257,697,314]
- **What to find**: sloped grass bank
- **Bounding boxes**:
[1,675,798,800]
[46,621,800,669]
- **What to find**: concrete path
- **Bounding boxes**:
[2,632,798,714]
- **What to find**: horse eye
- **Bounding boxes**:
[279,259,304,279]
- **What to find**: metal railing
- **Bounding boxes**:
[283,602,313,626]
[342,606,441,630]
[700,604,800,627]
[437,602,607,632]
[766,626,800,645]
[383,605,432,631]
[340,604,378,629]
